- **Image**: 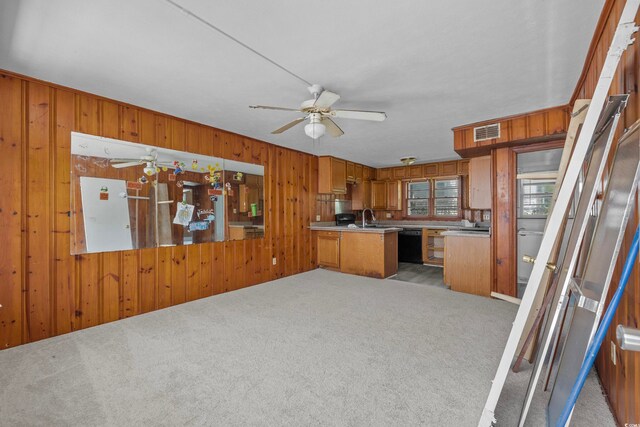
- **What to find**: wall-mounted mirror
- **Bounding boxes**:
[224,160,265,241]
[70,132,264,255]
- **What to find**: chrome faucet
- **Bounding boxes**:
[362,208,376,228]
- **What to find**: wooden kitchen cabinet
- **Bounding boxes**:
[469,155,491,209]
[346,161,356,183]
[423,163,439,177]
[371,181,387,210]
[354,163,363,183]
[393,167,406,179]
[422,228,445,266]
[408,165,423,178]
[444,234,491,297]
[318,156,347,194]
[440,161,458,176]
[316,231,341,269]
[386,180,402,210]
[376,168,392,180]
[339,231,398,279]
[352,180,371,210]
[371,180,401,210]
[363,166,373,180]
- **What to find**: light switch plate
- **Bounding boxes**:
[316,215,321,221]
[386,213,392,218]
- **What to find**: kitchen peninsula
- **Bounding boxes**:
[310,225,401,278]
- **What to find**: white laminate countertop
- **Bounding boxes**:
[309,225,402,234]
[442,230,491,238]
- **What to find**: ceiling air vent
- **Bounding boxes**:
[474,123,500,142]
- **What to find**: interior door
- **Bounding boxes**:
[80,176,133,253]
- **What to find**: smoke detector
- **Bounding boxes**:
[400,157,417,165]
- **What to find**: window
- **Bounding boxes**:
[407,181,430,216]
[433,178,460,217]
[405,178,461,218]
[519,178,555,217]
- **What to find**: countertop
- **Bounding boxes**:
[309,225,402,234]
[442,230,490,238]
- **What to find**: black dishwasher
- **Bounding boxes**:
[398,228,423,264]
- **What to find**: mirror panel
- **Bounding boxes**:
[223,160,265,241]
[70,132,265,254]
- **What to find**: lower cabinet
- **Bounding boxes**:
[444,234,491,297]
[316,230,398,278]
[317,231,341,269]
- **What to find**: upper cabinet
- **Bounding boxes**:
[452,104,570,158]
[423,163,439,177]
[319,156,347,194]
[346,161,356,183]
[439,161,458,176]
[352,180,371,210]
[371,180,401,210]
[469,156,492,209]
[376,168,392,181]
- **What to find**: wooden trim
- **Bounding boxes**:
[451,104,571,131]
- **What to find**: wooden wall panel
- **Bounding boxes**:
[572,2,640,424]
[0,74,24,348]
[492,148,516,296]
[0,69,318,350]
[452,104,570,158]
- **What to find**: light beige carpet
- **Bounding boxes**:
[0,269,614,426]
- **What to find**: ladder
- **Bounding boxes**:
[479,1,640,424]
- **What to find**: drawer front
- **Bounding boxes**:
[316,231,341,238]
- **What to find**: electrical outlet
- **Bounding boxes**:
[610,341,617,365]
[233,208,237,214]
[386,212,392,218]
[272,257,277,265]
[316,215,321,221]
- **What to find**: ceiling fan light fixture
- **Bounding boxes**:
[143,162,156,176]
[304,113,326,139]
[400,156,417,165]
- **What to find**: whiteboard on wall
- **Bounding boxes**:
[80,177,133,253]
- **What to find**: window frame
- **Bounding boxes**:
[403,177,462,220]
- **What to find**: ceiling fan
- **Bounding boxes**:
[109,148,174,175]
[250,84,387,139]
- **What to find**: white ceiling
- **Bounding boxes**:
[0,0,603,167]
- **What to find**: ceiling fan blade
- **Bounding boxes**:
[322,118,344,138]
[111,161,142,169]
[313,90,340,109]
[330,109,387,121]
[271,117,306,134]
[250,105,301,112]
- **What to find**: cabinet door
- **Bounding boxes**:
[376,168,392,180]
[393,167,406,179]
[408,165,423,178]
[317,232,340,269]
[363,166,373,181]
[355,164,363,183]
[331,158,347,194]
[371,181,387,210]
[363,180,372,209]
[386,181,402,210]
[423,163,439,177]
[346,161,356,182]
[440,161,458,176]
[469,155,491,209]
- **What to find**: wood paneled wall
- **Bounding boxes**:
[573,1,640,424]
[0,70,318,350]
[452,105,571,157]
